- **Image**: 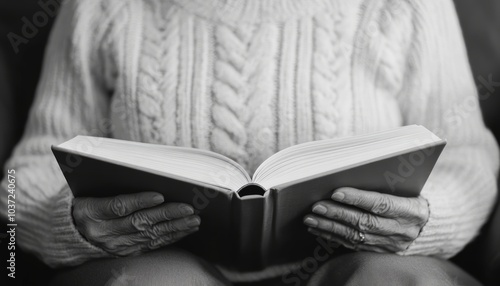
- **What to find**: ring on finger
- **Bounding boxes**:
[357,231,366,244]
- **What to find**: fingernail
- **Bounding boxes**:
[152,194,164,204]
[187,227,199,233]
[181,205,194,216]
[331,192,345,201]
[304,217,319,227]
[187,216,200,227]
[313,205,327,215]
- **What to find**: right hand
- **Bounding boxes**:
[72,192,200,256]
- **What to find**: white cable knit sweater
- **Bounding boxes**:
[1,0,499,281]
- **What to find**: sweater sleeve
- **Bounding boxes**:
[0,0,115,267]
[395,0,499,258]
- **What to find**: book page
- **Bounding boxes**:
[253,125,443,189]
[58,136,251,191]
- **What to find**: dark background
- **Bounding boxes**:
[0,0,499,285]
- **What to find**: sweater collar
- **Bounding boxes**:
[171,0,338,25]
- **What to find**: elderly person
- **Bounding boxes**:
[1,0,498,285]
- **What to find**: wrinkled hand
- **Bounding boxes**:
[304,187,429,253]
[73,192,200,256]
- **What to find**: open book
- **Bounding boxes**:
[52,125,446,270]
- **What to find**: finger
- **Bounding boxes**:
[311,200,398,235]
[147,227,199,250]
[110,203,196,234]
[108,216,200,249]
[89,192,165,219]
[97,235,150,254]
[304,215,368,245]
[137,215,201,240]
[305,216,409,253]
[330,187,415,218]
[113,227,199,257]
[308,228,395,253]
[308,227,354,248]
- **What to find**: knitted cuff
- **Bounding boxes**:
[36,186,112,268]
[397,182,468,259]
[397,197,456,258]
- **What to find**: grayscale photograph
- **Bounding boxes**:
[0,0,499,285]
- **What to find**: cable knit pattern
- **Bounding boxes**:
[375,0,414,94]
[312,12,342,140]
[136,1,178,144]
[0,0,498,282]
[212,23,278,173]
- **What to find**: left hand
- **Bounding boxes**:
[304,187,429,253]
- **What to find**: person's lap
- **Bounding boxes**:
[50,248,480,286]
[307,252,482,286]
[50,247,231,286]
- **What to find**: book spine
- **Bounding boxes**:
[231,183,273,270]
